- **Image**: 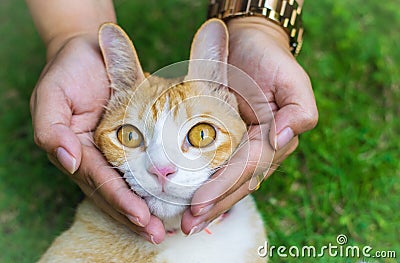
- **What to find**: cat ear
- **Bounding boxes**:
[99,23,146,94]
[186,19,229,86]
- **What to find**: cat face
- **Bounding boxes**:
[94,20,246,221]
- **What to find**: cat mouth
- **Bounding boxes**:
[122,169,205,205]
[139,188,193,205]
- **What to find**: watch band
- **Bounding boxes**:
[208,0,303,56]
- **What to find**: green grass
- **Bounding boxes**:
[0,0,399,262]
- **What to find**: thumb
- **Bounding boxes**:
[269,67,318,150]
[30,84,82,174]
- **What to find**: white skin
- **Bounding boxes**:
[27,0,317,243]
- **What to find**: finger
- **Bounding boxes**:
[188,132,296,222]
[138,215,166,244]
[182,138,298,234]
[190,124,274,215]
[48,145,166,244]
[270,65,318,150]
[30,84,82,173]
[78,144,153,225]
[271,136,299,166]
[182,175,256,235]
[80,150,166,244]
[88,191,165,244]
[47,147,150,227]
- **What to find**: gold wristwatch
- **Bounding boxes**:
[208,0,304,56]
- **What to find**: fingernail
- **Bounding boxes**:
[276,127,294,150]
[149,234,158,245]
[56,147,77,174]
[139,232,158,245]
[195,204,214,216]
[127,215,145,227]
[188,222,208,236]
[249,176,260,191]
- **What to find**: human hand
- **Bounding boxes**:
[181,17,318,234]
[30,34,165,243]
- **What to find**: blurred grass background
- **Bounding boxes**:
[0,0,399,262]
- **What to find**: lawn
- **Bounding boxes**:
[0,0,399,262]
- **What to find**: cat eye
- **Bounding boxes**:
[187,123,216,148]
[116,124,143,148]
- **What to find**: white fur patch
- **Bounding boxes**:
[155,196,265,263]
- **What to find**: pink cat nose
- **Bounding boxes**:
[147,164,177,191]
[148,165,177,177]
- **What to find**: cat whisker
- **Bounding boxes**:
[77,130,102,150]
[215,161,285,173]
[216,164,273,171]
[202,178,227,184]
[219,160,278,167]
[203,161,286,186]
[89,176,125,197]
[102,104,111,111]
[233,128,267,153]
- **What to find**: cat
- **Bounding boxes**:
[38,19,266,263]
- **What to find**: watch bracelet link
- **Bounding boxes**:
[207,0,303,56]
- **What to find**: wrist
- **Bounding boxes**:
[26,0,116,61]
[207,0,303,56]
[45,30,99,61]
[226,16,290,52]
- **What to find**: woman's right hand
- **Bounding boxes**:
[30,34,166,244]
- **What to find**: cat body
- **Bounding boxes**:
[39,197,264,263]
[38,19,266,263]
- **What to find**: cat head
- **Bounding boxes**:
[94,19,246,226]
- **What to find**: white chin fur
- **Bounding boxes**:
[145,196,187,219]
[122,170,195,225]
[120,162,211,229]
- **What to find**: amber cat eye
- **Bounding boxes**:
[187,123,216,148]
[116,124,143,148]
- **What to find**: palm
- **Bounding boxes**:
[228,19,314,162]
[51,37,109,140]
[228,21,293,119]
